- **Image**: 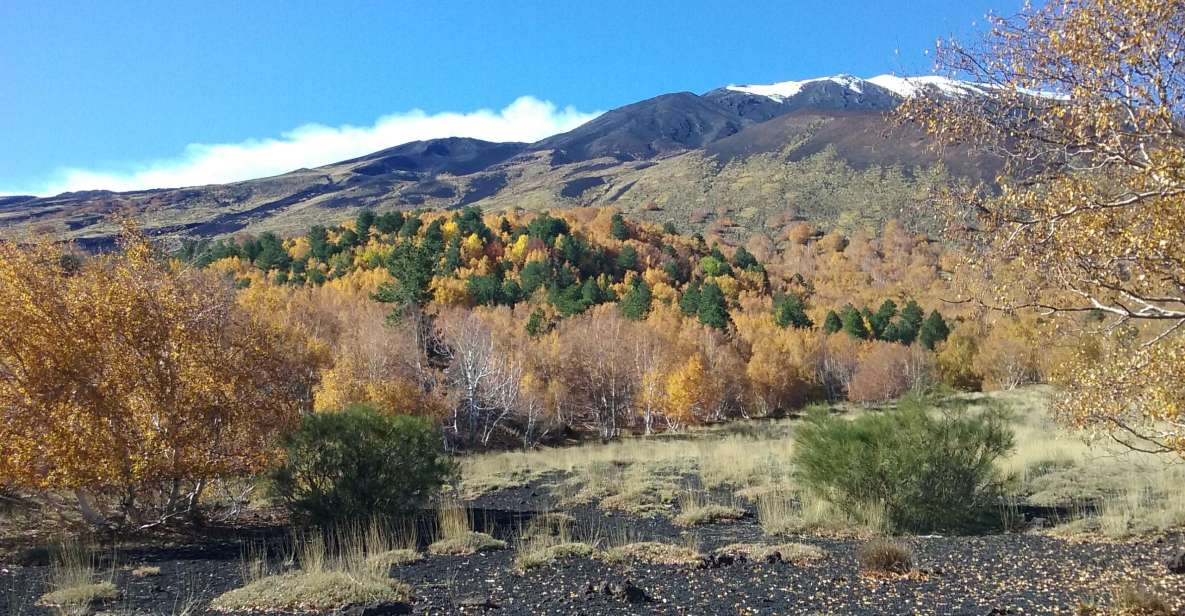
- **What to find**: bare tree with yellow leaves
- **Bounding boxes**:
[900,0,1185,453]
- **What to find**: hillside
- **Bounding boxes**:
[0,75,999,249]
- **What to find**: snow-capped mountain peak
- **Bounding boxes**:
[724,74,868,101]
[724,74,991,102]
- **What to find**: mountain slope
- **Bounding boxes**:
[533,92,749,164]
[0,74,1003,248]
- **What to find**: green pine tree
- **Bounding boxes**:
[616,245,638,271]
[774,295,813,329]
[698,282,730,330]
[733,246,759,271]
[823,310,843,334]
[355,209,376,240]
[581,278,606,305]
[619,280,653,321]
[868,299,898,340]
[610,212,630,240]
[680,280,703,316]
[840,304,869,339]
[442,235,462,274]
[526,308,547,338]
[896,300,925,345]
[918,310,951,350]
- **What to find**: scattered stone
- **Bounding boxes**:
[456,594,500,609]
[342,601,413,616]
[1166,550,1185,574]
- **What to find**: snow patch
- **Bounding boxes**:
[725,74,864,101]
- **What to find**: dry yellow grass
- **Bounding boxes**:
[36,543,119,615]
[428,501,507,555]
[211,521,415,613]
[461,385,1184,539]
[673,490,745,527]
[598,541,703,566]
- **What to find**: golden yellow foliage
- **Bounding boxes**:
[0,231,324,503]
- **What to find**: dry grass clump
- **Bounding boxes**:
[210,522,413,613]
[715,542,827,565]
[130,565,162,578]
[460,468,547,499]
[428,502,507,555]
[756,489,885,537]
[521,512,577,539]
[211,570,410,612]
[1078,585,1177,616]
[856,539,914,577]
[673,490,745,527]
[514,534,596,571]
[598,476,681,517]
[514,511,597,571]
[36,543,119,615]
[365,519,422,568]
[1109,585,1175,615]
[598,542,702,566]
[428,533,506,555]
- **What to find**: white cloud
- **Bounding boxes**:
[10,96,600,196]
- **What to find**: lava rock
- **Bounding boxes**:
[699,553,736,569]
[586,579,650,603]
[609,580,649,604]
[1166,550,1185,574]
[342,601,413,616]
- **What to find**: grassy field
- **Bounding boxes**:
[459,385,1185,539]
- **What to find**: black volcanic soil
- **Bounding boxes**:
[3,480,1183,615]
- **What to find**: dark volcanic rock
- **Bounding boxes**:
[559,176,604,199]
[341,601,413,616]
[1167,550,1185,574]
[586,578,650,604]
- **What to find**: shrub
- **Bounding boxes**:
[272,405,456,526]
[856,539,913,576]
[792,398,1014,532]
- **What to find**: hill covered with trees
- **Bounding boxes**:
[174,205,1050,449]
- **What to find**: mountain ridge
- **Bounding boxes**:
[0,74,1001,248]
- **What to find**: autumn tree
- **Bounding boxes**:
[901,0,1185,453]
[0,231,324,528]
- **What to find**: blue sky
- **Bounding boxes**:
[0,0,1023,195]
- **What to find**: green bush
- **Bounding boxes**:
[272,405,456,526]
[792,397,1013,533]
